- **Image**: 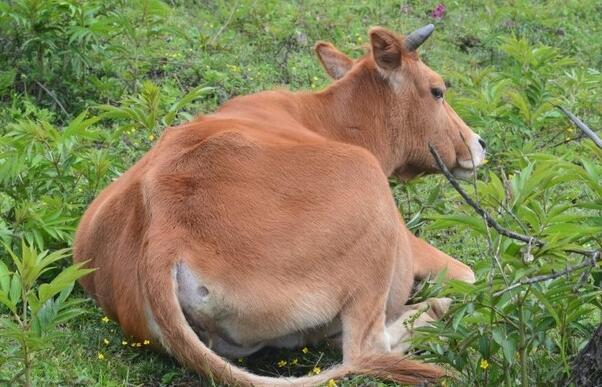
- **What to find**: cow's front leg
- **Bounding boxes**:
[386,298,452,353]
[410,233,475,283]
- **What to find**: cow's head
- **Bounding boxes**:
[314,25,486,180]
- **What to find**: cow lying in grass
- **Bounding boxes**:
[74,24,485,386]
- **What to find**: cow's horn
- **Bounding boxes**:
[404,24,435,51]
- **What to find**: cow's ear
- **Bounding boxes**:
[369,27,402,71]
[314,42,353,80]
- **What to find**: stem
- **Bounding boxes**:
[559,313,570,376]
[518,298,528,386]
[505,366,512,387]
[21,284,31,387]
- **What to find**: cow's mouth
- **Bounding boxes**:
[453,152,485,180]
[452,167,476,180]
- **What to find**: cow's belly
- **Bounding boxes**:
[176,260,346,356]
[185,319,342,359]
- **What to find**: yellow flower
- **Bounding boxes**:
[143,339,150,345]
[301,347,309,354]
[101,316,110,323]
[103,338,109,345]
[277,360,287,368]
[97,352,105,360]
[149,134,155,141]
[122,341,128,346]
[312,366,321,375]
[135,343,142,347]
[327,379,337,387]
[291,358,298,366]
[480,359,489,369]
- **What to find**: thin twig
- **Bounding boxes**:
[494,252,600,296]
[34,80,68,116]
[556,106,602,148]
[208,1,240,46]
[552,136,581,148]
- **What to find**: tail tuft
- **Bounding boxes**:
[350,353,446,385]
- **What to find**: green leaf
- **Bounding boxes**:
[452,305,467,331]
[0,261,10,293]
[62,111,101,140]
[428,214,487,235]
[501,335,517,364]
[0,290,17,315]
[426,184,441,206]
[36,262,95,310]
[9,273,21,305]
[531,287,560,326]
[164,86,213,126]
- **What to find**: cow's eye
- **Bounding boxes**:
[431,87,444,99]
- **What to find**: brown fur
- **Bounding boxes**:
[74,26,483,386]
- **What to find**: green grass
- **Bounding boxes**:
[0,0,600,385]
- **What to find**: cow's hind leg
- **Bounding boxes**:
[340,288,392,363]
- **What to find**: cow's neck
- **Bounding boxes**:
[296,73,403,176]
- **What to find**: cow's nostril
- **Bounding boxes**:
[478,138,486,150]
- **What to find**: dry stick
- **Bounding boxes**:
[427,143,601,292]
[208,1,240,46]
[556,106,602,149]
[34,80,68,116]
[494,252,600,296]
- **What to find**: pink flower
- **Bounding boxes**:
[431,3,446,19]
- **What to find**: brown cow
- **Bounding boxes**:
[74,25,485,386]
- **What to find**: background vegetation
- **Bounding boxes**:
[0,0,600,385]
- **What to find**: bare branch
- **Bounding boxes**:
[557,106,602,149]
[208,1,240,46]
[494,252,600,296]
[34,80,68,116]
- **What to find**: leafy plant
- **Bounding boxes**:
[0,111,115,249]
[413,152,601,385]
[98,81,213,133]
[0,240,94,386]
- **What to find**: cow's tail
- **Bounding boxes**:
[143,261,445,386]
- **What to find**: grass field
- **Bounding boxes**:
[0,0,600,386]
